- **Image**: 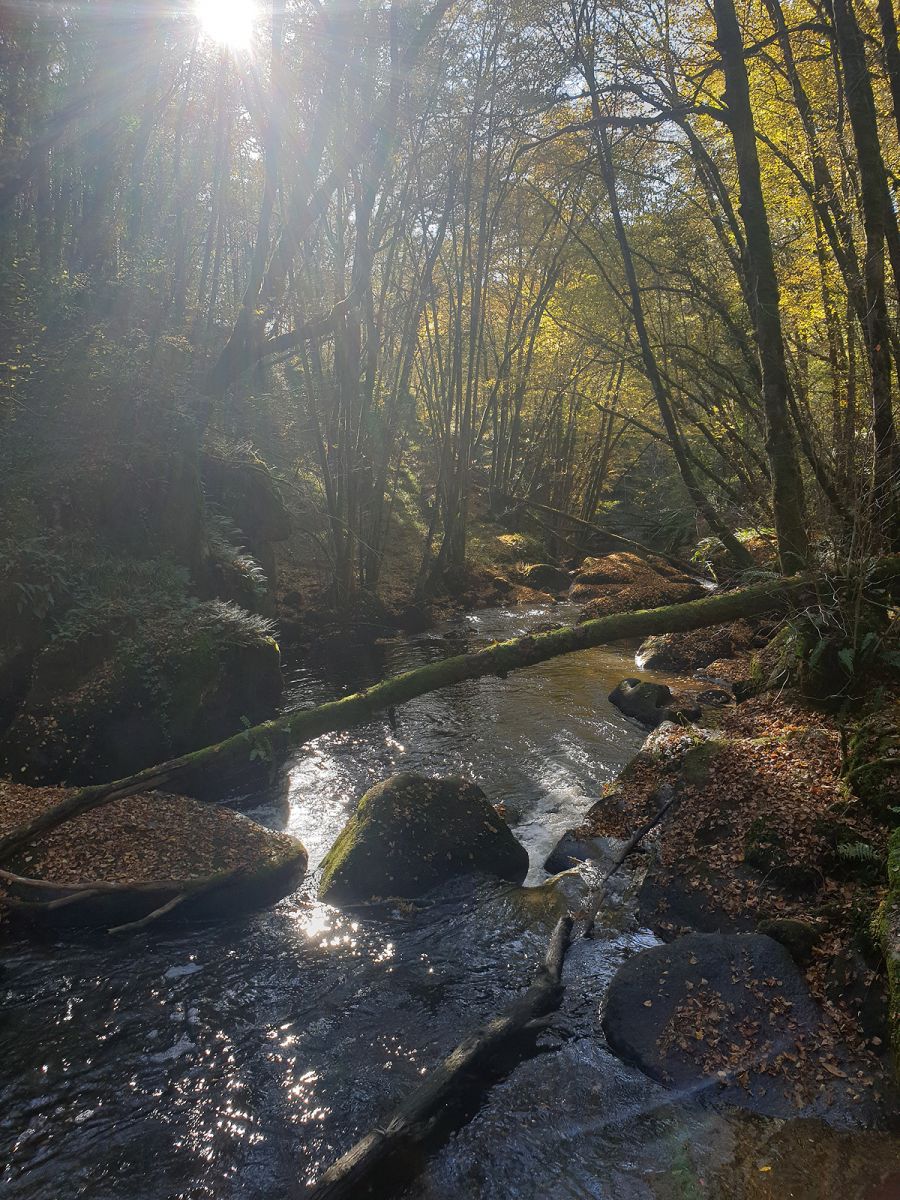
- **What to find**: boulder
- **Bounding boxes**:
[609,679,673,726]
[544,831,621,875]
[318,773,529,903]
[0,782,307,933]
[845,701,900,825]
[518,563,571,592]
[756,917,822,966]
[603,932,875,1121]
[608,679,699,728]
[0,600,283,797]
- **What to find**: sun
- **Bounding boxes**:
[195,0,258,51]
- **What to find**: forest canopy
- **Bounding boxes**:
[1,0,897,602]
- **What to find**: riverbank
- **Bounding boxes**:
[549,659,900,1106]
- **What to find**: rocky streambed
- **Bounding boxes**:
[1,599,898,1199]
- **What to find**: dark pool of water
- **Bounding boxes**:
[2,603,897,1199]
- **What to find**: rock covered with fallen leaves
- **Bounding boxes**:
[318,772,529,904]
[570,552,705,618]
[0,779,307,932]
[636,620,762,673]
[603,932,882,1123]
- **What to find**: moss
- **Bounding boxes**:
[874,830,900,1079]
[845,700,900,825]
[757,917,821,965]
[0,594,283,794]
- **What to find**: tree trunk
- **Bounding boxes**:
[712,0,810,573]
[590,118,754,570]
[829,0,899,545]
[877,0,900,148]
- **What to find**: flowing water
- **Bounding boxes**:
[1,603,897,1200]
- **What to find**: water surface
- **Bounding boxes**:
[2,602,897,1199]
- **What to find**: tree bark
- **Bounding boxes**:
[828,0,899,544]
[712,0,810,574]
[877,0,900,148]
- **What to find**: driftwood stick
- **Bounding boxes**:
[304,914,573,1200]
[0,565,856,866]
[108,891,189,934]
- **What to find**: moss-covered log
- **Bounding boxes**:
[2,558,898,864]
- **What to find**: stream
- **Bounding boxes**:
[1,602,897,1199]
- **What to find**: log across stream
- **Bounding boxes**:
[2,602,898,1199]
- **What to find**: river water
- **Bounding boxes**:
[1,603,897,1199]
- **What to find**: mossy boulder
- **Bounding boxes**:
[0,598,282,796]
[845,701,900,825]
[875,830,900,1078]
[318,773,529,904]
[756,917,821,966]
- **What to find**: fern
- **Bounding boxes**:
[835,841,881,864]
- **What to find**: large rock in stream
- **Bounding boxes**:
[608,679,699,728]
[0,781,308,934]
[318,773,529,904]
[571,552,705,617]
[603,933,882,1123]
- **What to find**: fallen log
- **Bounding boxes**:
[305,914,573,1200]
[1,558,897,864]
[304,792,677,1199]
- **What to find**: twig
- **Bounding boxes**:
[108,891,189,934]
[580,786,679,939]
